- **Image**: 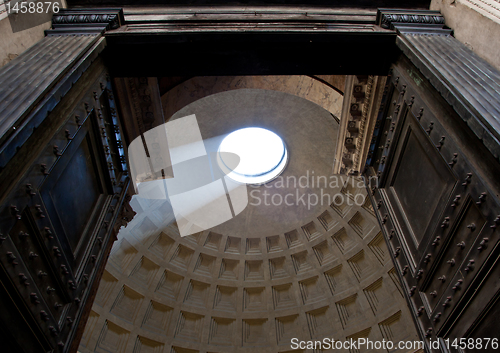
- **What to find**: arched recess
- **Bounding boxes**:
[160,75,345,123]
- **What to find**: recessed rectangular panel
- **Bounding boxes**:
[391,129,448,244]
[387,112,456,253]
[49,136,102,253]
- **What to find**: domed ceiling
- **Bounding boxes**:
[169,88,339,237]
[78,76,419,353]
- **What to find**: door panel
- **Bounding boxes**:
[369,57,500,351]
[41,116,108,271]
[389,119,456,247]
[0,58,131,353]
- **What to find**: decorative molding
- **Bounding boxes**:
[53,13,120,29]
[353,76,375,170]
[334,75,385,174]
[379,12,445,29]
[333,75,354,174]
[376,9,450,35]
[49,8,124,35]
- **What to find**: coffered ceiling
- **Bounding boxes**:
[79,75,420,353]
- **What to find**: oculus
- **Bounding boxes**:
[218,127,288,185]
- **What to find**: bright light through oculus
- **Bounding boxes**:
[218,127,288,184]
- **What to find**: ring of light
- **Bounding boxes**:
[217,127,288,184]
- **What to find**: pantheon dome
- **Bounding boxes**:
[1,2,499,353]
[78,77,418,353]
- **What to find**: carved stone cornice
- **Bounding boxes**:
[48,8,124,35]
[376,9,450,35]
[378,11,444,29]
[334,75,386,175]
[53,12,121,29]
